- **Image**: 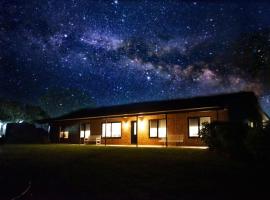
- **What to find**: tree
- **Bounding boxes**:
[24,105,49,122]
[0,98,48,122]
[0,99,26,122]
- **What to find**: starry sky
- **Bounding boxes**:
[1,0,270,117]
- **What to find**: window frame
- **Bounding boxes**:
[149,119,167,138]
[101,122,122,138]
[188,116,211,138]
[59,127,69,139]
[80,123,91,138]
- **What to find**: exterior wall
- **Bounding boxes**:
[52,108,229,146]
[99,116,136,145]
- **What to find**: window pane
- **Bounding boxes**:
[112,123,121,137]
[102,123,106,137]
[106,123,112,137]
[158,119,166,138]
[189,118,199,137]
[134,122,137,135]
[64,131,69,139]
[80,124,85,138]
[200,117,211,130]
[102,123,112,137]
[85,124,91,138]
[60,131,64,138]
[150,120,158,137]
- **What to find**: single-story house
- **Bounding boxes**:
[44,92,269,146]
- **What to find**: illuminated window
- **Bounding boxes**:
[102,122,121,138]
[200,117,211,130]
[133,122,137,135]
[80,126,84,138]
[248,121,254,128]
[149,119,166,138]
[63,131,69,139]
[189,117,211,137]
[80,124,91,138]
[59,127,69,139]
[112,122,121,137]
[59,131,64,138]
[60,131,69,138]
[150,120,158,137]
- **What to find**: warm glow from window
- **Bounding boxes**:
[85,124,91,138]
[158,119,166,138]
[248,121,254,128]
[80,124,91,138]
[200,117,211,130]
[134,122,137,135]
[112,123,121,137]
[80,124,85,138]
[149,119,166,138]
[60,127,69,139]
[102,122,121,138]
[59,131,64,138]
[189,117,211,137]
[150,120,158,137]
[80,130,85,138]
[63,131,69,138]
[189,118,199,137]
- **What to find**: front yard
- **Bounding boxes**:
[0,145,268,199]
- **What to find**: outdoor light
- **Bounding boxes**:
[123,121,129,130]
[138,118,146,130]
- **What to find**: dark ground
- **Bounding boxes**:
[0,145,268,200]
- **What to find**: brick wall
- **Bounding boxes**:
[54,108,228,146]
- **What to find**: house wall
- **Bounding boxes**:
[52,108,228,146]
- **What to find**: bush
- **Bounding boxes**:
[245,122,270,161]
[200,122,248,158]
[200,121,270,161]
[5,123,49,144]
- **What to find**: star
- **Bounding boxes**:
[0,0,269,116]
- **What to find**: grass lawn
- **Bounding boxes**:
[0,144,268,200]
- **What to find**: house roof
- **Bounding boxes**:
[43,91,263,122]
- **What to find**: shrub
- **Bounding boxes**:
[200,122,249,158]
[5,123,49,144]
[245,122,270,161]
[200,121,270,161]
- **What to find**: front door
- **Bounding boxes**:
[131,121,137,144]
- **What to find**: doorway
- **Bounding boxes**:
[131,121,137,144]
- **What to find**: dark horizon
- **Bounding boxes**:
[1,0,270,117]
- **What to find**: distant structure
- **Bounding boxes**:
[0,121,7,138]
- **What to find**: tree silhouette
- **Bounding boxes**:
[0,98,48,122]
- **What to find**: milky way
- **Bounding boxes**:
[1,0,270,116]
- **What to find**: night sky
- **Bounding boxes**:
[1,0,270,117]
